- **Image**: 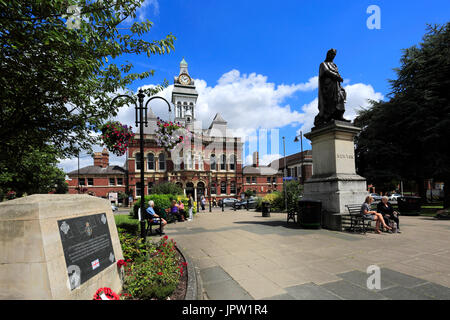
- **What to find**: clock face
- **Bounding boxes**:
[179,74,190,85]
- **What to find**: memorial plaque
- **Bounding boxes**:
[58,213,116,290]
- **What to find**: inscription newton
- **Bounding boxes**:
[336,153,354,159]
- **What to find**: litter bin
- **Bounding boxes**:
[397,196,421,215]
[298,200,322,229]
[262,201,271,217]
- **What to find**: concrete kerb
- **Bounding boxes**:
[176,244,203,300]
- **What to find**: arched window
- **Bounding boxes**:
[230,181,236,194]
[147,153,155,170]
[229,154,235,171]
[220,154,226,171]
[210,154,216,171]
[135,153,142,170]
[220,181,227,195]
[158,153,166,171]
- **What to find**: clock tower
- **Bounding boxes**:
[172,58,198,131]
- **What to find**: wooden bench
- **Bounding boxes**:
[138,208,164,236]
[344,204,373,234]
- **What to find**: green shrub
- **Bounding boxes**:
[131,194,196,220]
[255,191,284,211]
[131,194,175,219]
[150,182,184,195]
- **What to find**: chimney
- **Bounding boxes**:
[252,151,259,167]
[101,148,109,168]
[93,149,109,168]
[93,152,103,167]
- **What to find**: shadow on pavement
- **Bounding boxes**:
[233,219,306,230]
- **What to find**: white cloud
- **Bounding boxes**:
[296,82,384,135]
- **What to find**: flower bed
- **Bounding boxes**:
[117,231,188,300]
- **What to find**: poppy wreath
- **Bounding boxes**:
[155,118,191,151]
[93,287,120,300]
[100,121,135,156]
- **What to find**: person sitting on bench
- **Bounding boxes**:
[171,200,185,222]
[177,200,187,221]
[361,195,392,234]
[377,196,401,233]
[146,200,167,235]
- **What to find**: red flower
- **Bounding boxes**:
[117,259,127,268]
[182,262,188,267]
[163,235,168,240]
[157,272,163,276]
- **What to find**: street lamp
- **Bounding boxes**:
[110,89,172,241]
[282,136,287,212]
[294,131,304,184]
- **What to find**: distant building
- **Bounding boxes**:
[66,149,126,204]
[242,152,283,197]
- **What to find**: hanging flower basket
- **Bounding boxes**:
[93,287,120,300]
[100,121,135,156]
[6,190,16,200]
[155,118,191,151]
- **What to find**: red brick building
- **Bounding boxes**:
[66,149,126,203]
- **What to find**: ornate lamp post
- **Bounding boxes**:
[110,89,171,240]
[283,136,287,212]
[294,131,304,184]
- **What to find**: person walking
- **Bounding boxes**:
[201,195,206,211]
[187,195,194,221]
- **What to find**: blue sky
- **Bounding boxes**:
[59,0,450,172]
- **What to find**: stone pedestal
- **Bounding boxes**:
[0,194,123,299]
[303,121,368,230]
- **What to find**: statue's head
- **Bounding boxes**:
[326,48,337,61]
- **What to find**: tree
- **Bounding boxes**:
[355,23,450,207]
[282,180,303,212]
[150,182,184,195]
[0,0,175,195]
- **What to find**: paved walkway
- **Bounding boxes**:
[163,208,450,300]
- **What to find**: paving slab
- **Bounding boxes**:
[203,279,254,300]
[411,282,450,300]
[261,293,296,300]
[285,283,342,300]
[200,266,232,284]
[321,280,386,300]
[379,268,428,288]
[379,286,434,300]
[337,270,397,291]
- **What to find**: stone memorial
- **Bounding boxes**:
[303,49,368,230]
[0,194,123,299]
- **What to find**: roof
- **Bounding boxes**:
[212,113,227,124]
[67,165,126,176]
[180,57,188,67]
[269,150,312,169]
